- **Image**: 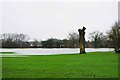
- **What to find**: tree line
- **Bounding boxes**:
[0,32,79,48]
[0,33,30,48]
[0,22,120,51]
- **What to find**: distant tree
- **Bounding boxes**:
[0,33,30,48]
[107,22,120,53]
[32,39,41,48]
[99,35,109,48]
[0,39,2,48]
[68,32,79,48]
[55,39,62,48]
[41,41,48,48]
[89,31,103,48]
[41,38,62,48]
[62,39,68,48]
[46,38,55,48]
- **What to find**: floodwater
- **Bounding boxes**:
[0,48,114,55]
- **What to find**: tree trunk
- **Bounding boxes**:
[78,27,86,54]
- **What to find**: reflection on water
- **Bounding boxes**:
[0,48,114,55]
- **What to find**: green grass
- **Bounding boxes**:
[2,52,118,78]
[0,52,15,54]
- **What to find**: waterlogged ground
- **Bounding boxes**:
[2,52,118,78]
[0,48,114,55]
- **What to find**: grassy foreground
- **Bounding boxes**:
[2,52,118,78]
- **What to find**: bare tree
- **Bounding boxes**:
[0,33,30,48]
[89,31,103,48]
[68,31,79,48]
[107,22,120,53]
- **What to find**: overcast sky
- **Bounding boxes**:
[1,0,119,41]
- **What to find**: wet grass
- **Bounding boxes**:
[2,52,118,78]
